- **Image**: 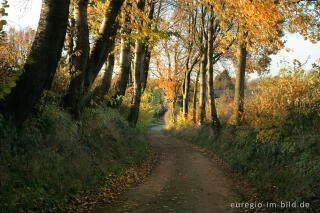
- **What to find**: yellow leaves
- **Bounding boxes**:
[87,0,109,34]
[0,28,35,99]
[208,0,285,52]
[225,31,233,41]
[243,62,320,143]
[282,0,320,42]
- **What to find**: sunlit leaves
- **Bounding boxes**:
[281,0,320,42]
[244,59,320,143]
[0,28,35,99]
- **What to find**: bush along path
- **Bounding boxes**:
[97,127,248,213]
[0,106,155,212]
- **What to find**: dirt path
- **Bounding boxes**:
[99,127,240,213]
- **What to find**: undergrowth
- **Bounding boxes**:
[0,104,150,212]
[168,126,320,212]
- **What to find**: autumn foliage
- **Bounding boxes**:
[244,60,320,143]
[0,28,35,99]
[1,0,320,211]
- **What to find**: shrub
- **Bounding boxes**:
[0,104,149,212]
[215,90,234,125]
[244,60,320,143]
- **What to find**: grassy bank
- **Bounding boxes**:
[0,104,150,212]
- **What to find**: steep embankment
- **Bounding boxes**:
[0,105,150,212]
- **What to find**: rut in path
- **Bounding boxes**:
[99,128,240,213]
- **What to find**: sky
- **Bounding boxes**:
[4,0,320,79]
[4,0,41,29]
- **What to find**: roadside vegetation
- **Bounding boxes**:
[168,60,320,211]
[0,100,153,211]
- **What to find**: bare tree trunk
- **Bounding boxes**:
[128,40,146,126]
[92,45,115,100]
[112,1,132,107]
[193,70,200,123]
[142,47,151,92]
[197,5,208,125]
[64,0,90,116]
[183,55,199,119]
[182,46,191,120]
[234,41,247,125]
[172,97,177,123]
[113,36,130,106]
[207,9,220,129]
[112,38,131,107]
[100,52,115,95]
[198,46,208,124]
[84,1,122,89]
[182,9,197,120]
[128,0,146,127]
[128,42,135,87]
[66,12,75,74]
[141,0,156,92]
[128,0,158,126]
[183,69,191,119]
[129,61,134,87]
[6,0,70,125]
[65,0,123,114]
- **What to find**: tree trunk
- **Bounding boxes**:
[66,0,123,114]
[128,42,135,87]
[84,1,122,88]
[67,12,75,74]
[128,0,158,127]
[142,47,151,92]
[129,61,134,87]
[207,9,220,128]
[183,55,199,120]
[234,41,247,125]
[101,52,115,95]
[112,35,130,106]
[112,1,132,107]
[182,9,198,120]
[92,46,115,100]
[193,70,200,123]
[128,40,146,127]
[141,0,155,92]
[198,46,208,124]
[183,69,191,119]
[64,0,90,116]
[6,0,70,125]
[171,97,177,123]
[100,52,115,95]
